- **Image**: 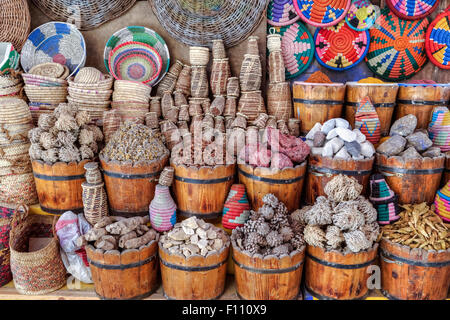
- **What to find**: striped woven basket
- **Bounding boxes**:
[425,9,450,69]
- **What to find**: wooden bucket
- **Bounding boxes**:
[31,160,90,214]
[292,82,346,135]
[380,239,450,300]
[100,154,169,217]
[375,153,444,205]
[305,155,374,204]
[238,162,307,212]
[305,244,378,300]
[232,243,305,300]
[395,84,450,130]
[345,82,399,136]
[171,163,235,220]
[86,240,159,300]
[159,244,230,300]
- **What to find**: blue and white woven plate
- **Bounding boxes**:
[21,22,86,78]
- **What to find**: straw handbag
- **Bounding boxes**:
[9,205,66,295]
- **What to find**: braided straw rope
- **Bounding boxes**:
[0,0,31,51]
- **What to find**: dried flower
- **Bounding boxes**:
[28,127,44,144]
[304,225,326,248]
[54,103,77,118]
[57,131,77,146]
[58,144,81,163]
[325,225,344,249]
[343,230,372,253]
[332,204,365,231]
[55,113,78,132]
[83,125,103,142]
[39,132,57,150]
[359,222,379,243]
[356,196,377,223]
[303,200,333,226]
[29,143,43,160]
[80,145,94,160]
[291,206,311,224]
[280,226,294,242]
[324,174,362,202]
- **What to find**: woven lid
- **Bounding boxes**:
[150,0,268,48]
[426,9,450,70]
[0,0,31,51]
[294,0,351,27]
[269,22,314,79]
[387,0,439,20]
[29,62,65,78]
[366,7,429,81]
[268,0,300,26]
[345,0,380,31]
[314,21,369,71]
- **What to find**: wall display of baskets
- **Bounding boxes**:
[293,0,351,27]
[268,0,300,26]
[345,0,380,31]
[425,9,450,70]
[386,0,439,20]
[366,7,429,81]
[0,0,31,52]
[30,0,137,30]
[21,22,86,78]
[104,26,169,86]
[314,21,370,71]
[269,22,314,79]
[150,0,268,48]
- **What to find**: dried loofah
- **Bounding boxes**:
[83,125,103,142]
[262,193,279,208]
[266,230,283,247]
[332,204,365,231]
[325,225,344,250]
[279,226,294,242]
[38,114,57,131]
[58,144,81,163]
[260,205,274,220]
[324,174,363,202]
[29,143,43,160]
[80,145,94,160]
[55,113,79,132]
[78,128,94,145]
[39,132,57,150]
[57,130,77,146]
[343,230,372,253]
[54,103,78,118]
[75,111,90,127]
[304,225,326,248]
[256,221,271,236]
[359,222,379,243]
[303,200,333,226]
[41,148,59,163]
[28,127,44,144]
[356,196,377,223]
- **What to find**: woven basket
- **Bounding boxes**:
[22,73,68,87]
[178,105,190,122]
[159,166,174,187]
[67,96,111,108]
[387,0,439,20]
[174,90,187,107]
[0,98,32,125]
[190,66,209,98]
[29,62,65,79]
[9,206,66,295]
[267,82,293,122]
[0,0,31,51]
[239,54,262,92]
[268,0,300,27]
[149,96,162,118]
[175,65,191,96]
[426,9,450,70]
[210,59,230,96]
[253,112,269,128]
[210,96,226,116]
[0,203,16,287]
[0,170,38,205]
[224,97,237,117]
[0,122,33,146]
[68,87,112,101]
[166,106,180,123]
[156,60,183,97]
[161,91,174,119]
[227,77,240,97]
[238,91,266,122]
[145,112,159,129]
[82,182,108,226]
[293,0,351,27]
[68,75,114,90]
[74,67,103,84]
[212,39,227,59]
[268,50,285,83]
[189,47,210,66]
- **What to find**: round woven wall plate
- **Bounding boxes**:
[269,22,315,79]
[314,21,369,70]
[365,7,429,81]
[21,22,86,78]
[104,26,170,86]
[345,0,380,31]
[0,0,31,52]
[387,0,439,20]
[149,0,268,48]
[268,0,300,26]
[293,0,351,27]
[426,9,450,69]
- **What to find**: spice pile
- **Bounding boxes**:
[377,114,443,159]
[28,103,103,163]
[100,121,168,163]
[304,71,332,83]
[231,194,305,258]
[77,216,158,251]
[306,118,375,160]
[159,217,230,257]
[382,203,449,251]
[296,175,380,253]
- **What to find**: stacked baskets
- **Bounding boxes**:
[0,98,38,205]
[112,80,151,124]
[434,180,450,222]
[428,106,450,152]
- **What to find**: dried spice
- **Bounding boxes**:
[305,71,332,84]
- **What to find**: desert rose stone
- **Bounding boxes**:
[389,115,417,137]
[376,135,407,156]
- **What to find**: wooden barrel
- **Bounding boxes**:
[375,153,444,204]
[233,243,305,300]
[86,240,159,300]
[159,244,230,300]
[171,163,235,220]
[395,84,450,130]
[345,82,399,136]
[305,155,374,205]
[380,239,450,300]
[305,244,378,300]
[100,154,169,217]
[292,82,346,135]
[238,162,307,212]
[31,160,90,214]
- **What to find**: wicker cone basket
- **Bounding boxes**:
[82,182,108,226]
[0,0,31,51]
[173,90,187,107]
[224,97,237,117]
[239,54,262,92]
[238,91,266,122]
[175,65,191,96]
[269,50,285,84]
[212,39,227,59]
[0,171,38,205]
[161,91,174,119]
[210,59,230,96]
[189,47,210,66]
[188,99,203,117]
[210,96,226,116]
[156,72,178,97]
[9,205,66,295]
[0,142,33,176]
[0,203,16,288]
[226,77,240,98]
[191,66,209,98]
[267,82,293,122]
[145,112,159,129]
[159,166,174,187]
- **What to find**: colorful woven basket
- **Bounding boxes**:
[314,21,369,70]
[149,184,177,232]
[268,0,300,26]
[108,41,162,84]
[269,22,315,79]
[104,26,169,86]
[369,174,401,225]
[387,0,439,20]
[366,7,429,81]
[355,96,381,144]
[222,184,250,230]
[425,9,450,69]
[434,180,450,222]
[21,22,86,78]
[428,106,450,152]
[293,0,351,27]
[345,0,380,31]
